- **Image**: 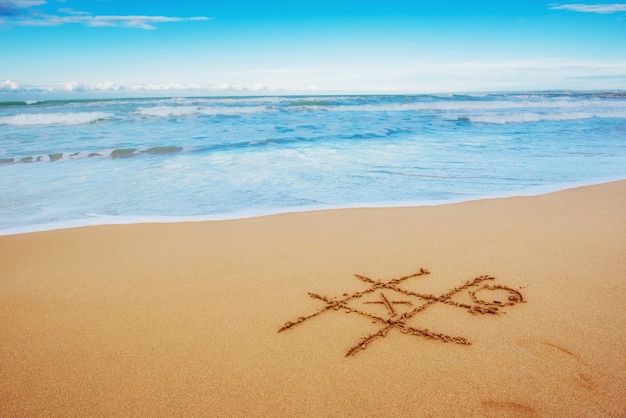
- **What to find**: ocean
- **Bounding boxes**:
[1,92,625,234]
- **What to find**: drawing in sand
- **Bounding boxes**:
[279,268,525,357]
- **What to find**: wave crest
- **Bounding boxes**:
[469,110,626,124]
[135,105,272,117]
[0,112,112,126]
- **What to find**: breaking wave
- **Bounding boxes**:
[0,145,187,164]
[327,99,626,113]
[135,105,273,117]
[469,110,626,124]
[0,112,113,126]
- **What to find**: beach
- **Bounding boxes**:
[0,180,625,416]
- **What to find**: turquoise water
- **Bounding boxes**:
[1,93,625,234]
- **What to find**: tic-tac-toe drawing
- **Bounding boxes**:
[279,268,525,357]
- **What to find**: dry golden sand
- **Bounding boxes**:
[1,181,625,417]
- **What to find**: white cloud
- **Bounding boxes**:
[64,81,86,91]
[0,0,45,11]
[0,81,208,94]
[60,81,204,92]
[127,82,202,91]
[1,5,211,29]
[210,83,260,92]
[57,8,88,15]
[549,3,626,14]
[95,81,124,91]
[206,83,327,93]
[250,83,268,91]
[17,12,210,29]
[0,79,21,91]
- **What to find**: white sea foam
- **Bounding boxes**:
[470,110,626,124]
[330,99,626,113]
[1,177,623,237]
[135,105,273,117]
[0,112,113,126]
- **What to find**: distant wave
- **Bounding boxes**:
[4,95,625,125]
[326,99,626,113]
[0,112,113,126]
[0,145,187,164]
[135,105,273,117]
[469,110,626,124]
[0,137,310,164]
[0,100,43,107]
[0,125,415,164]
[287,99,340,107]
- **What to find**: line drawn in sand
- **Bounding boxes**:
[279,268,525,357]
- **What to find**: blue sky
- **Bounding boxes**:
[1,0,625,97]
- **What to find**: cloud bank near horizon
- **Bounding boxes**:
[2,59,625,96]
[0,79,323,95]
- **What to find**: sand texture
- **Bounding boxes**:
[1,181,625,416]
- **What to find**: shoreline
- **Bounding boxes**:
[1,180,625,416]
[2,176,624,236]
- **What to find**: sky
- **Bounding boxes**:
[1,0,625,98]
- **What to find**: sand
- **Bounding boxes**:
[1,181,625,417]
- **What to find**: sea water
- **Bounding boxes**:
[1,93,625,234]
